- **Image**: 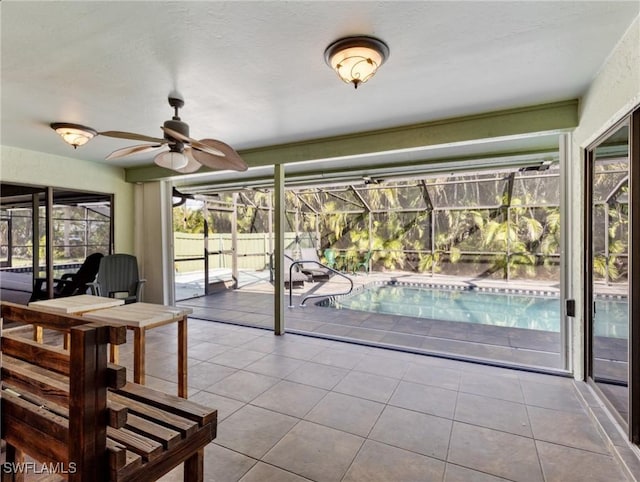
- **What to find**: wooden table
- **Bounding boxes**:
[28,294,125,343]
[29,293,125,314]
[82,302,193,398]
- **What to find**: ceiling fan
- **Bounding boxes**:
[100,93,247,173]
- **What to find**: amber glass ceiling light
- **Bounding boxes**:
[324,35,389,89]
[51,123,97,149]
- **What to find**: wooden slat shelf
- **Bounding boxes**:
[108,392,198,438]
[124,413,182,450]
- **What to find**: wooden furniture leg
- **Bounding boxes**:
[133,327,145,385]
[32,325,43,344]
[33,325,70,349]
[183,448,204,482]
[110,343,119,365]
[2,444,24,482]
[178,316,188,398]
[69,324,108,480]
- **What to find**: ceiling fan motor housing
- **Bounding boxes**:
[163,119,189,139]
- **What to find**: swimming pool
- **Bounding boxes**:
[323,284,628,336]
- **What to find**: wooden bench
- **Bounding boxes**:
[0,302,217,482]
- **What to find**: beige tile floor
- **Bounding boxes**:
[110,318,636,482]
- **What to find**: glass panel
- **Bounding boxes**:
[87,220,110,252]
[47,195,113,268]
[173,198,206,300]
[509,206,561,255]
[11,210,33,266]
[296,188,363,213]
[0,216,8,266]
[402,212,431,250]
[316,212,366,250]
[439,253,506,279]
[284,211,296,234]
[454,209,499,252]
[235,191,273,270]
[592,204,607,263]
[395,184,428,210]
[238,190,270,209]
[237,203,270,233]
[591,123,629,426]
[300,212,317,233]
[175,257,205,300]
[609,201,629,256]
[425,173,508,208]
[593,161,628,203]
[358,183,427,211]
[509,254,560,281]
[434,209,503,253]
[208,208,234,270]
[512,166,560,205]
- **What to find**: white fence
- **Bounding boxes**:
[174,232,300,273]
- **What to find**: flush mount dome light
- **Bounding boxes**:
[50,123,97,148]
[324,35,390,89]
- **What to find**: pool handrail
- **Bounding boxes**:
[288,260,353,308]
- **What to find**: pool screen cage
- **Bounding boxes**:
[172,159,631,286]
[0,187,112,275]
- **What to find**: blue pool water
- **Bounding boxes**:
[326,285,628,336]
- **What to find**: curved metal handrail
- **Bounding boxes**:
[288,260,353,308]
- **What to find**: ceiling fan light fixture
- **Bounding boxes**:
[155,150,189,170]
[50,123,97,148]
[97,93,248,172]
[324,35,389,89]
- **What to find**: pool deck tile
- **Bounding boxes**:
[178,282,565,371]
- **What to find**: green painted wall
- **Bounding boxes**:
[0,145,135,254]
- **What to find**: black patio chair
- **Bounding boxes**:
[29,252,104,302]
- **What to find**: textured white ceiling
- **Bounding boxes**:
[1,1,638,169]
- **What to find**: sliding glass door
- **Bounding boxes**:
[586,107,639,443]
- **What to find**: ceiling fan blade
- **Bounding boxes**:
[190,149,232,171]
[106,144,165,160]
[193,139,248,172]
[174,148,203,173]
[189,139,226,157]
[161,126,226,157]
[99,130,166,143]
